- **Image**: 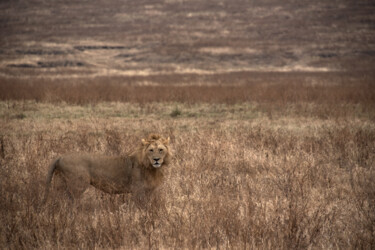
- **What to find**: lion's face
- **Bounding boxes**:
[142,135,170,169]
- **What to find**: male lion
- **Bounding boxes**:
[43,134,171,206]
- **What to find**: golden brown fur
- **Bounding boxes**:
[43,134,171,205]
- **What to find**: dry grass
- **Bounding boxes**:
[1,72,375,106]
[0,80,374,249]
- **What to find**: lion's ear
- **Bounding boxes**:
[141,138,148,145]
[163,137,170,145]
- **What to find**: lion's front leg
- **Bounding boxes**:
[131,186,165,212]
[131,186,152,209]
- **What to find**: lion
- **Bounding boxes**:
[43,134,171,206]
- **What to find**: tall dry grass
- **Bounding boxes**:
[0,76,374,248]
[1,72,374,106]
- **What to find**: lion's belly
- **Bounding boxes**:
[88,159,134,194]
[90,177,132,194]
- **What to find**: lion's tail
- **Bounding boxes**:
[42,157,60,204]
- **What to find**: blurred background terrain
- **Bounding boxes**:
[1,0,374,82]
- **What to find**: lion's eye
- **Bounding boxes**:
[149,149,154,152]
[159,148,163,153]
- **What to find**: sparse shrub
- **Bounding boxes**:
[170,106,182,117]
[13,113,26,119]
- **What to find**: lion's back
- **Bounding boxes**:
[58,153,130,177]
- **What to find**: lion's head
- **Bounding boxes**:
[141,134,171,169]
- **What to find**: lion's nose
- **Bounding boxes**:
[154,158,160,162]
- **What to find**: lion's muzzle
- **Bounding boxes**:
[152,158,162,168]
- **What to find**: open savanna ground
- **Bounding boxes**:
[1,80,374,249]
[1,0,375,78]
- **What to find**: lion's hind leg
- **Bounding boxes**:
[49,169,90,204]
[63,171,91,201]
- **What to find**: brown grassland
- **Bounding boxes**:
[0,75,375,249]
[1,0,375,248]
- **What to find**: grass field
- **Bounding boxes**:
[1,80,374,249]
